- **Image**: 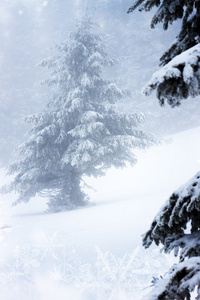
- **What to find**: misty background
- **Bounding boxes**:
[1,2,200,299]
[1,0,200,167]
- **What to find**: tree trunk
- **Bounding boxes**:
[70,170,83,206]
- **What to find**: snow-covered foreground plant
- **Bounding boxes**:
[128,0,200,108]
[142,173,200,298]
[1,15,157,211]
[143,45,200,107]
[128,0,200,298]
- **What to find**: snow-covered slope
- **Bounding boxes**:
[0,126,200,300]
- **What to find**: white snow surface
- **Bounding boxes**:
[1,126,200,299]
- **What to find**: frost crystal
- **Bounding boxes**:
[0,233,174,300]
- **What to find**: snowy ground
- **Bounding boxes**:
[1,126,200,299]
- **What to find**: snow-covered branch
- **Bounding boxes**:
[143,44,200,107]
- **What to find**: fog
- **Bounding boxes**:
[1,0,200,166]
[1,2,200,299]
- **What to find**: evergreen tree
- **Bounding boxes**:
[2,16,157,212]
[143,44,200,107]
[128,0,200,66]
[128,0,200,107]
[143,173,200,299]
[128,1,200,299]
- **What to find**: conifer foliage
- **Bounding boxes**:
[128,0,200,66]
[143,173,200,299]
[143,44,200,107]
[128,1,200,299]
[2,16,156,211]
[128,0,200,107]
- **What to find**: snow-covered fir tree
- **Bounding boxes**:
[143,44,200,107]
[128,1,200,299]
[1,16,157,211]
[128,0,200,107]
[143,174,200,299]
[128,0,200,66]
